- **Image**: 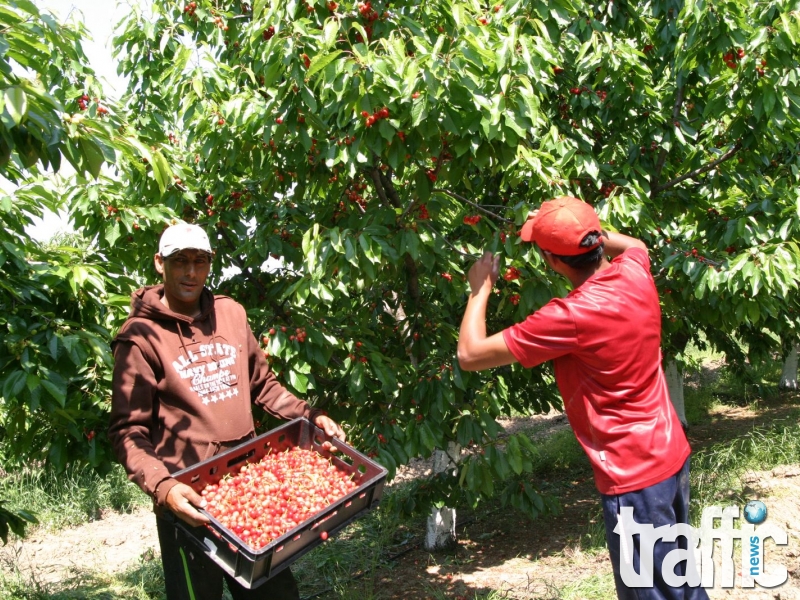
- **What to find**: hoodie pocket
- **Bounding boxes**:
[202,440,222,462]
[201,432,256,462]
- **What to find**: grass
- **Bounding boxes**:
[560,572,617,599]
[690,412,800,511]
[0,463,150,532]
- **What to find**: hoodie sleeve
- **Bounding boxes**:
[108,338,179,506]
[246,326,326,423]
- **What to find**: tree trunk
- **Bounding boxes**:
[780,345,799,390]
[424,441,461,551]
[665,358,688,427]
[388,294,461,551]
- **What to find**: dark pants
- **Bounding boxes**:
[156,515,300,600]
[601,459,709,600]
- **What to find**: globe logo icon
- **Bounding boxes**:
[744,500,767,524]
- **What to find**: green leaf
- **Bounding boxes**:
[79,137,104,179]
[105,221,121,246]
[289,370,308,393]
[151,150,173,194]
[306,50,343,80]
[2,371,27,400]
[3,87,27,125]
[40,379,66,407]
[411,97,427,127]
[252,0,266,18]
[419,422,437,451]
[506,436,523,474]
[192,75,204,98]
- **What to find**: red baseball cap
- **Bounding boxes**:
[519,196,602,256]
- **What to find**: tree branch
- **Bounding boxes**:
[216,226,290,321]
[368,166,390,206]
[652,142,742,195]
[652,84,685,191]
[432,188,513,223]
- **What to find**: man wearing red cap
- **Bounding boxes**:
[458,197,707,600]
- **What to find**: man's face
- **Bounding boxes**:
[154,249,212,314]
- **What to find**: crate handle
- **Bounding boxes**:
[334,453,354,467]
[226,448,256,469]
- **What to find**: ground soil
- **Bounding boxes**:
[2,384,800,599]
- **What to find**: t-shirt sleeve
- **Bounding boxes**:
[616,246,651,271]
[502,299,579,368]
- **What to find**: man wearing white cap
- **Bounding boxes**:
[109,222,344,600]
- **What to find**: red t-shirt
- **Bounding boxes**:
[503,247,690,495]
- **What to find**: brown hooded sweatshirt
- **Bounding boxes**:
[109,284,321,507]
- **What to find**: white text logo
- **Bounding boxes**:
[614,505,788,589]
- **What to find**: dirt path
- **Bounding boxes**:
[0,506,159,586]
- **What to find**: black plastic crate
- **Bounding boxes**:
[169,417,387,589]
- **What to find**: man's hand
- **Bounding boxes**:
[458,252,517,372]
[165,482,210,527]
[467,251,500,297]
[314,415,346,451]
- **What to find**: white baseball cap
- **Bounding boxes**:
[158,223,213,257]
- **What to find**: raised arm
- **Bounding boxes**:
[602,230,647,258]
[457,252,517,371]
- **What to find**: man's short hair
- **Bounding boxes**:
[552,232,605,269]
